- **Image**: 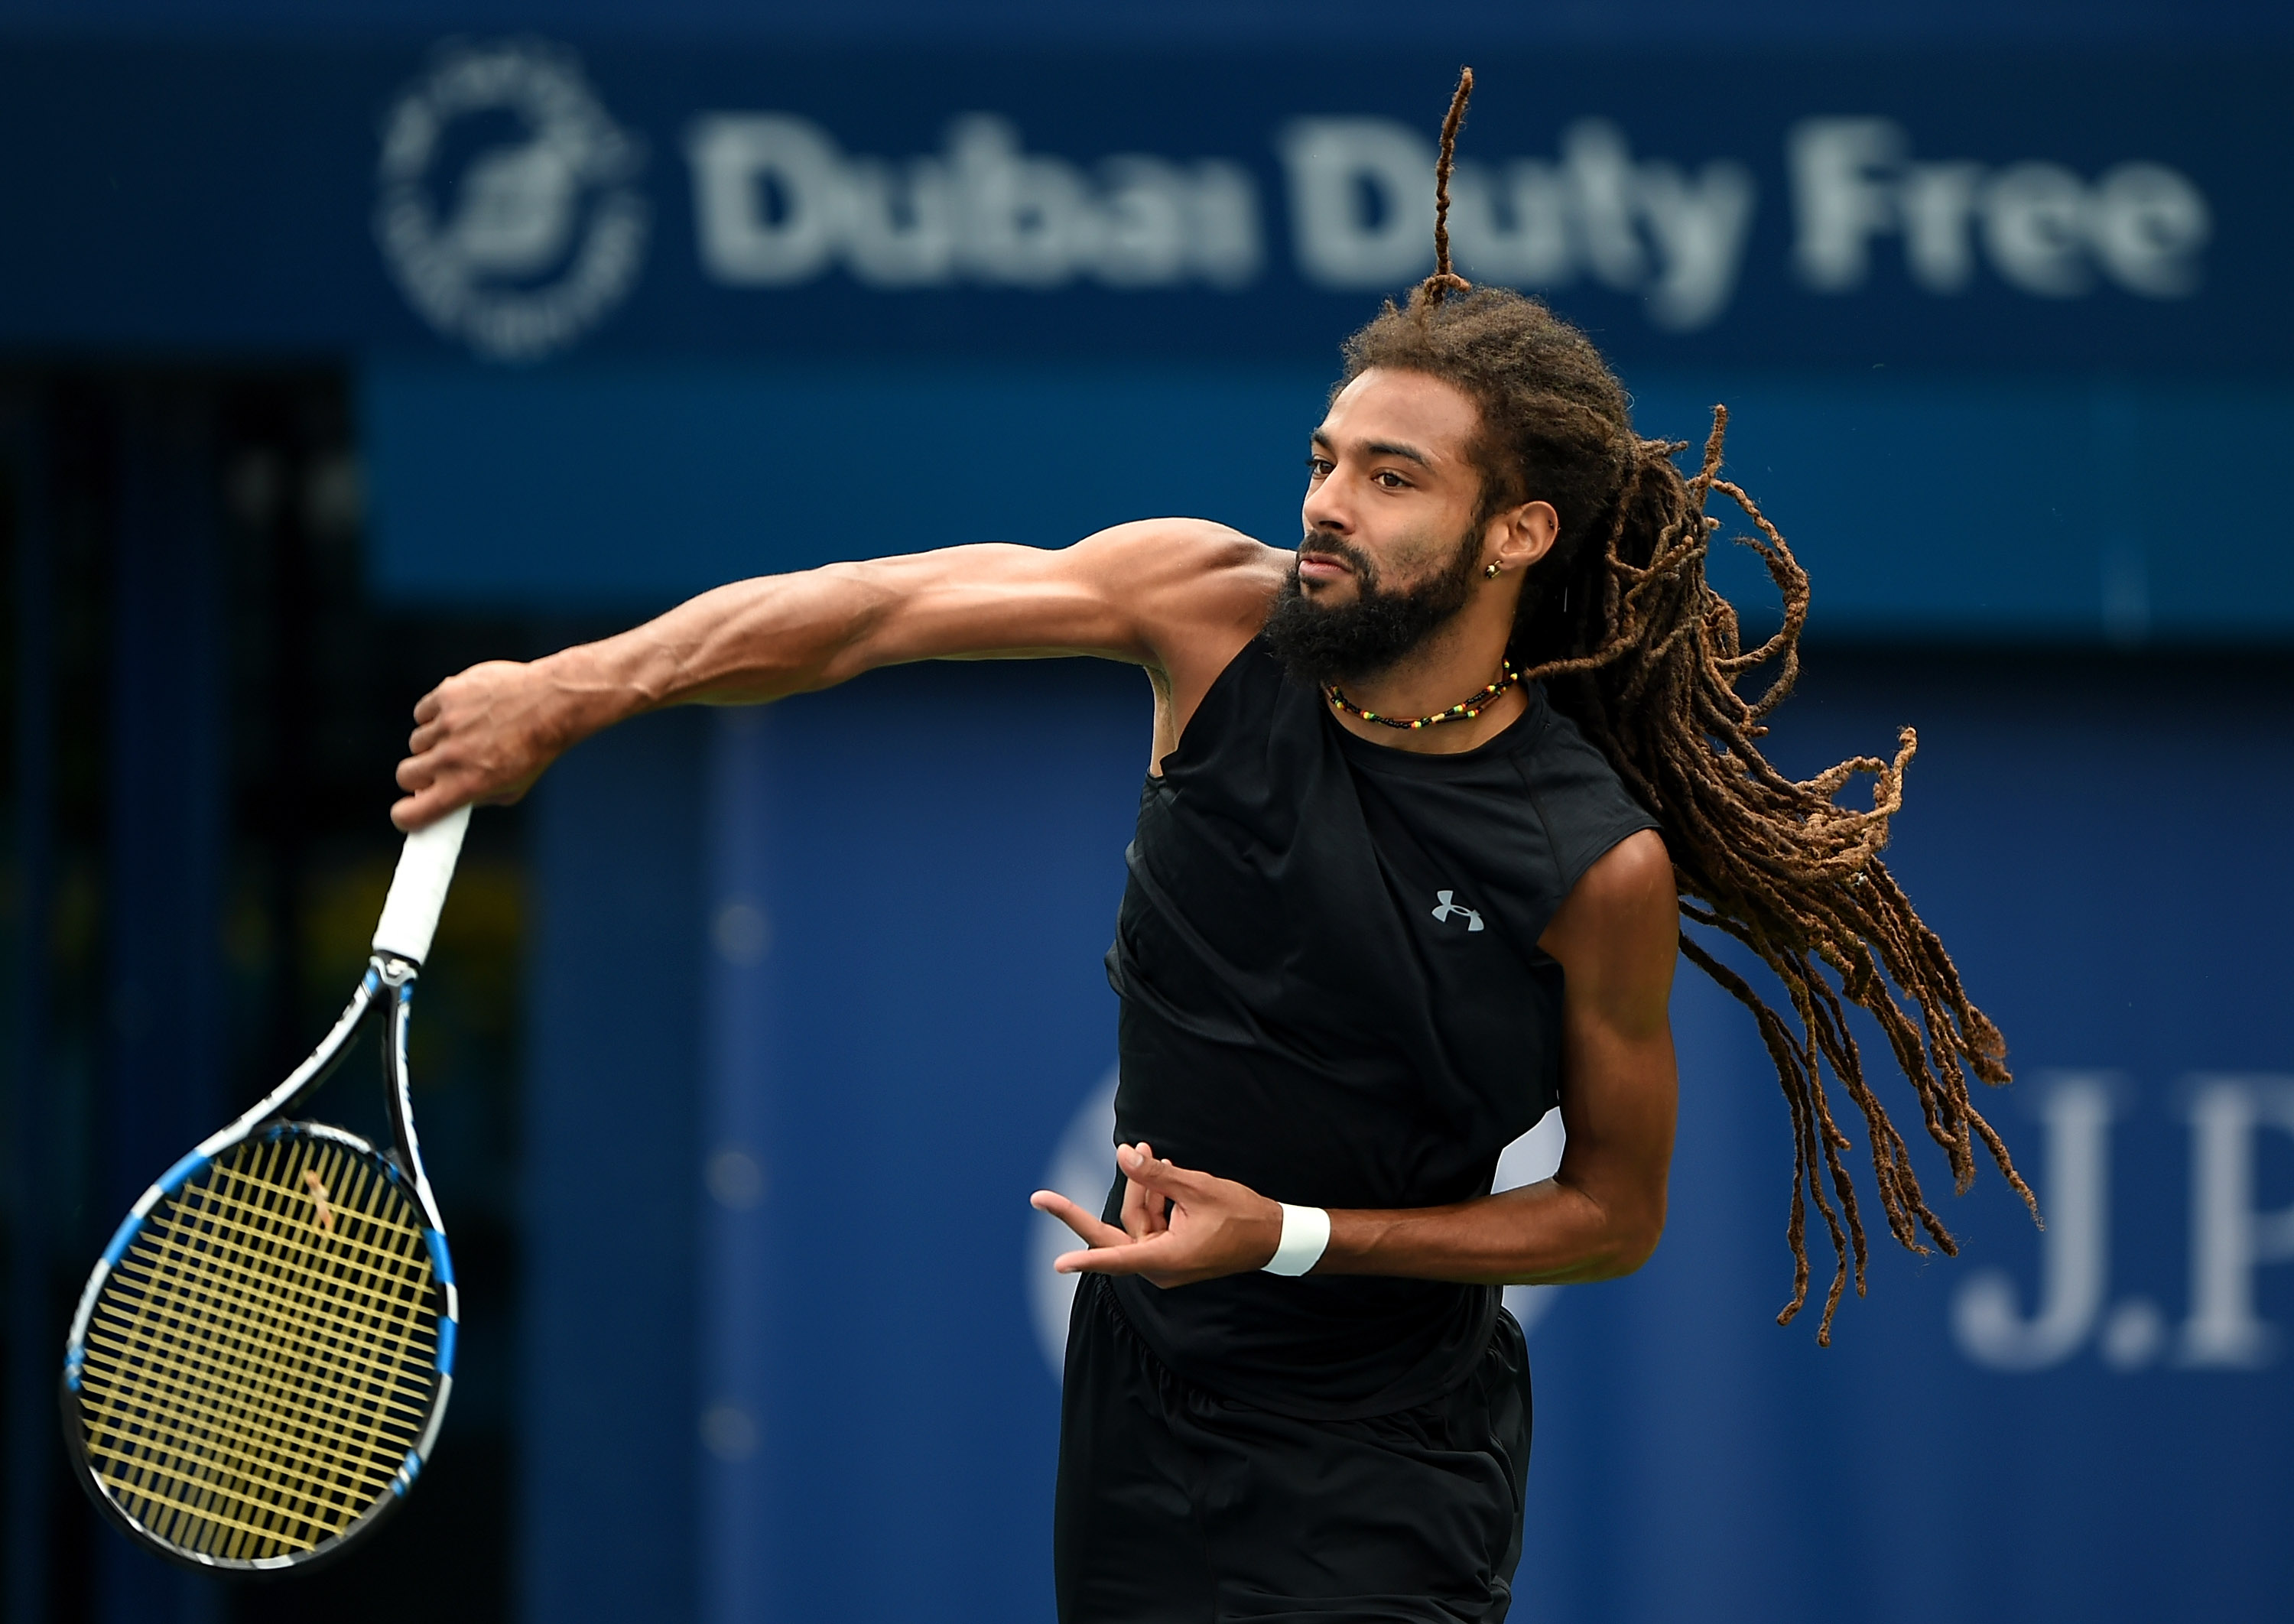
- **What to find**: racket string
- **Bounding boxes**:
[76,1133,444,1561]
[84,1229,434,1499]
[174,1139,431,1530]
[83,1142,399,1551]
[86,1138,432,1553]
[92,1141,415,1493]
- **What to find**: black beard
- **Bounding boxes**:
[1260,526,1483,686]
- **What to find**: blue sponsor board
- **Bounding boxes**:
[0,37,2286,369]
[8,32,2292,638]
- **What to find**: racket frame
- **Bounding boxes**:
[60,950,460,1574]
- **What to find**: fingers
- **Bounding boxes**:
[1116,1142,1214,1200]
[1042,1153,1275,1287]
[1054,1230,1217,1288]
[390,662,561,830]
[391,765,534,830]
[1118,1158,1170,1239]
[391,784,461,833]
[1031,1190,1129,1251]
[1052,1234,1176,1278]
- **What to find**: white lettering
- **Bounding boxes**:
[1562,119,1647,289]
[840,154,957,287]
[1951,1077,2115,1371]
[1983,161,2092,297]
[1438,121,1754,330]
[688,112,1262,294]
[1184,161,1263,290]
[686,114,845,286]
[1899,161,1984,293]
[680,108,2210,320]
[1788,118,1902,291]
[1634,155,1756,331]
[1277,118,1435,290]
[2178,1077,2294,1369]
[2090,162,2211,297]
[1789,122,2208,301]
[950,114,1097,287]
[1446,160,1571,287]
[1094,154,1192,287]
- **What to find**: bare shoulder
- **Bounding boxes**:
[1072,518,1290,678]
[1568,830,1675,913]
[1540,830,1678,1006]
[1074,518,1288,620]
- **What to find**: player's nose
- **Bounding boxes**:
[1301,476,1352,536]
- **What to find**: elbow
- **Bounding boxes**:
[1596,1171,1669,1278]
[1609,1217,1665,1278]
[1581,1199,1666,1281]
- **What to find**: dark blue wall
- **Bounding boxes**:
[522,651,2294,1624]
[361,360,2294,648]
[523,708,710,1624]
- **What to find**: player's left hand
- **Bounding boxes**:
[1030,1143,1288,1288]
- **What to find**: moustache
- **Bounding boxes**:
[1296,530,1380,589]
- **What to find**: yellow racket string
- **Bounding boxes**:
[80,1139,420,1557]
[89,1142,434,1468]
[124,1155,438,1372]
[80,1137,436,1557]
[76,1134,443,1562]
[96,1138,436,1546]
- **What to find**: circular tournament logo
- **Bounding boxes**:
[375,40,649,362]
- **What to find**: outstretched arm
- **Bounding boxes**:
[392,520,1285,829]
[1033,830,1680,1288]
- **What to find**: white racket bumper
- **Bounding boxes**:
[372,804,472,966]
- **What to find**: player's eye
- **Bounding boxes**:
[1374,469,1410,489]
[1305,456,1334,479]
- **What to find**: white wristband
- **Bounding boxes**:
[1262,1203,1331,1277]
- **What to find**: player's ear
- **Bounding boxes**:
[1490,500,1559,572]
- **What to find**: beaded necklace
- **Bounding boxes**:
[1323,659,1520,731]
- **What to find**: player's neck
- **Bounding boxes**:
[1325,628,1526,756]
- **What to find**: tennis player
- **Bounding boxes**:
[392,83,2024,1624]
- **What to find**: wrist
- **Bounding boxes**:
[535,644,648,743]
[1261,1203,1331,1276]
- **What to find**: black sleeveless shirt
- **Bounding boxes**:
[1102,637,1659,1420]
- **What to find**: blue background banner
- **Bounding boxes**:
[525,653,2294,1624]
[0,39,2287,370]
[8,28,2289,638]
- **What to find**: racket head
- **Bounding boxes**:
[62,1119,458,1574]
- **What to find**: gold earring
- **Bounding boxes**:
[1483,563,1502,579]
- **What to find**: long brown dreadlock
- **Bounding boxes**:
[1360,69,2036,1343]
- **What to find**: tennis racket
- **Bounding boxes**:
[60,806,473,1574]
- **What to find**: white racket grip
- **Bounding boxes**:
[372,804,472,965]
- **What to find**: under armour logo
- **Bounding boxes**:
[1431,890,1484,933]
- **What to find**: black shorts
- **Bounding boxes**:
[1054,1275,1533,1624]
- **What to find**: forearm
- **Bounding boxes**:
[533,562,891,739]
[1319,1177,1662,1286]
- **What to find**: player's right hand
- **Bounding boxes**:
[392,659,567,830]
